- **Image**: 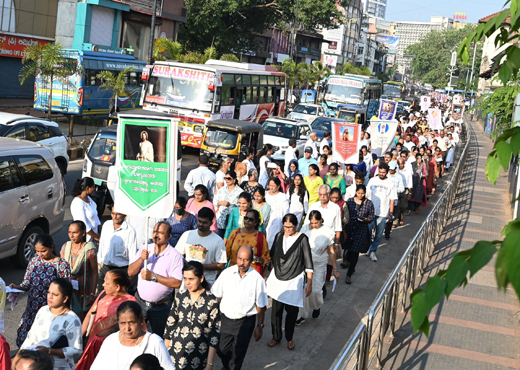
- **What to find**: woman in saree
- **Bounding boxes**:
[75,269,145,370]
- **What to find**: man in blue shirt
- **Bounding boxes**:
[298,147,318,177]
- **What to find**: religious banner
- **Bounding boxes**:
[115,114,178,217]
[428,108,443,130]
[332,122,361,164]
[453,94,462,104]
[378,99,397,121]
[452,104,465,121]
[441,94,447,102]
[370,120,398,157]
[420,96,431,111]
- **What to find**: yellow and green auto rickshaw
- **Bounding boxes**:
[200,119,264,172]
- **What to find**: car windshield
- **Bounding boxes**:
[293,105,317,115]
[311,118,335,131]
[88,132,117,164]
[145,75,214,111]
[204,128,238,150]
[262,120,298,139]
[337,111,357,122]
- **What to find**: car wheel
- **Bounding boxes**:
[14,225,43,267]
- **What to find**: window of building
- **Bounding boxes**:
[122,20,152,63]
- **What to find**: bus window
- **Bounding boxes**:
[280,87,285,101]
[252,87,258,103]
[215,87,222,112]
[235,75,243,84]
[245,86,253,104]
[223,74,234,85]
[222,87,233,105]
[268,76,276,85]
[252,75,260,85]
[259,87,266,103]
[260,76,267,85]
[129,72,139,86]
[242,75,251,85]
[267,87,273,102]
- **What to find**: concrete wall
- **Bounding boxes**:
[55,0,77,48]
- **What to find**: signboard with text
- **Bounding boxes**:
[328,77,363,88]
[115,116,178,217]
[0,33,50,58]
[428,108,443,130]
[332,122,361,164]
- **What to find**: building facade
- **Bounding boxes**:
[364,0,386,21]
[394,16,453,75]
[0,0,56,98]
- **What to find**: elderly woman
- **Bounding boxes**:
[214,170,243,238]
[240,169,262,197]
[90,301,174,370]
[20,279,82,370]
[186,184,218,233]
[265,178,290,249]
[166,197,198,247]
[10,234,71,347]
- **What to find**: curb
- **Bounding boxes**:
[68,147,85,160]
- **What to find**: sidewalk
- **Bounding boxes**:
[376,118,520,369]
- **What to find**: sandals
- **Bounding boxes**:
[287,340,296,350]
[267,340,280,347]
[405,211,411,216]
[415,208,420,214]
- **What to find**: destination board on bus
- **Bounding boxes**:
[328,78,364,88]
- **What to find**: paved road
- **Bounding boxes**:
[1,150,200,350]
[376,118,520,369]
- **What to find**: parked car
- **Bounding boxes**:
[0,112,69,174]
[287,103,326,122]
[0,138,66,266]
[261,117,312,164]
[310,117,347,142]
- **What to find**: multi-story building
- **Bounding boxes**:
[394,16,453,75]
[355,18,386,74]
[56,0,187,62]
[0,0,57,98]
[364,0,386,21]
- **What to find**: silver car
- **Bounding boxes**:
[0,138,65,266]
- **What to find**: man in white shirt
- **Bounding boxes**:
[175,208,227,285]
[212,246,268,370]
[366,163,397,262]
[449,125,460,144]
[403,134,415,152]
[184,154,217,199]
[320,131,331,154]
[97,206,137,291]
[305,184,342,248]
[305,132,319,159]
[344,174,365,201]
[284,139,298,176]
[385,162,406,238]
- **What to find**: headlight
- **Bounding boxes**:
[193,125,203,133]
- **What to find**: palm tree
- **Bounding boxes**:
[19,42,80,119]
[279,59,310,97]
[97,66,135,115]
[153,38,182,61]
[309,61,331,89]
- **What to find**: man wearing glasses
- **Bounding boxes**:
[175,207,227,286]
[97,206,138,292]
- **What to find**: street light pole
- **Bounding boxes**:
[148,0,159,65]
[468,42,478,92]
[288,0,300,62]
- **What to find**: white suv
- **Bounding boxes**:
[0,138,66,266]
[0,112,69,174]
[262,117,312,163]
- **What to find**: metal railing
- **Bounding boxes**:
[330,118,471,370]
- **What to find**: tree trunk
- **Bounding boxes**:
[47,72,53,120]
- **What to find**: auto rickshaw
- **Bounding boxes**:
[200,119,264,172]
[336,105,367,129]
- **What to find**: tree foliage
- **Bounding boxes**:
[97,66,135,110]
[341,62,371,76]
[405,25,482,90]
[19,42,81,119]
[179,0,347,54]
[410,1,520,338]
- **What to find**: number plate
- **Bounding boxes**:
[52,101,60,106]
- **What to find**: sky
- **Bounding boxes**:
[385,0,506,23]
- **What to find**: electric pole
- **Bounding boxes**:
[148,0,159,65]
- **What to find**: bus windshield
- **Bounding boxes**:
[383,84,403,97]
[88,132,117,164]
[325,84,363,105]
[204,128,238,150]
[145,76,214,111]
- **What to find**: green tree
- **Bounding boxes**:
[179,0,347,54]
[405,25,482,90]
[220,54,240,62]
[19,43,80,119]
[341,62,358,75]
[97,66,135,113]
[410,2,520,338]
[310,61,331,87]
[357,66,372,76]
[153,38,183,61]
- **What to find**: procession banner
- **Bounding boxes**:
[453,94,462,105]
[452,104,465,121]
[420,96,431,111]
[115,115,178,217]
[370,120,398,157]
[378,99,397,121]
[428,108,443,130]
[441,94,447,102]
[332,122,361,164]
